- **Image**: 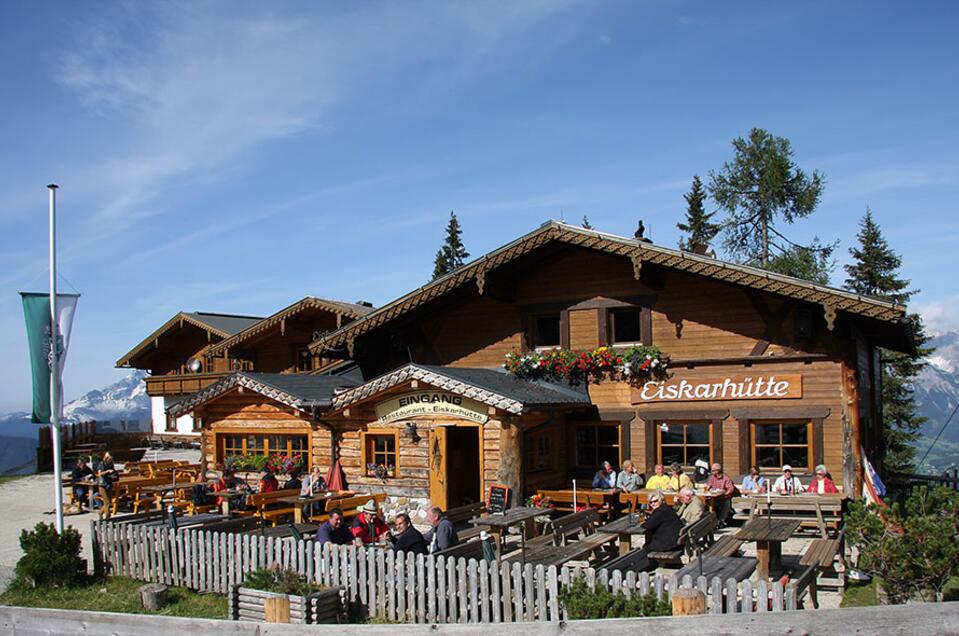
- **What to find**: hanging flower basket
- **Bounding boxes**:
[503,345,669,385]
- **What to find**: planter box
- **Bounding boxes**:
[232,585,345,624]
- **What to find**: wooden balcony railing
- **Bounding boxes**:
[144,372,230,396]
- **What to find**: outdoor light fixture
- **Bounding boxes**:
[660,422,669,433]
[405,421,421,443]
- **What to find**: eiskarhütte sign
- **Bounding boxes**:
[376,392,489,424]
[632,374,802,403]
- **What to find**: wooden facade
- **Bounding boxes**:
[165,222,909,506]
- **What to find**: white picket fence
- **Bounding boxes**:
[90,520,808,622]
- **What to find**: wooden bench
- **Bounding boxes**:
[445,501,487,542]
[703,534,743,558]
[536,489,614,515]
[309,493,387,524]
[800,529,845,590]
[781,559,819,609]
[598,548,651,573]
[434,537,496,561]
[237,490,298,525]
[733,495,846,539]
[510,509,615,567]
[647,512,718,567]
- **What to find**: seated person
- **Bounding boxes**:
[693,459,711,483]
[71,457,94,510]
[706,462,737,526]
[351,500,390,545]
[675,487,705,524]
[259,468,279,493]
[645,464,671,491]
[807,464,838,494]
[390,512,428,555]
[641,491,684,555]
[283,470,302,492]
[300,465,327,496]
[314,508,353,546]
[592,461,616,489]
[740,466,768,494]
[212,468,242,506]
[667,463,694,491]
[616,459,644,492]
[424,507,459,554]
[772,465,805,494]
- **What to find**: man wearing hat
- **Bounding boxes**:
[772,465,805,494]
[351,499,389,544]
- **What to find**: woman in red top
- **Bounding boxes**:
[259,468,279,493]
[351,500,389,544]
[807,464,839,494]
[212,468,240,505]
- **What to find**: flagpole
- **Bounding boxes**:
[48,183,64,534]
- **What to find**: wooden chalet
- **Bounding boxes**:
[168,221,913,510]
[117,298,373,438]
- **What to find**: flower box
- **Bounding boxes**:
[231,585,345,624]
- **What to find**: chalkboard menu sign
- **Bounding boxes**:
[486,484,510,514]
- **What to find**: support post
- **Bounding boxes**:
[48,184,64,534]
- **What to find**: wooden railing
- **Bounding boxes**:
[887,468,959,492]
[144,371,230,396]
[36,421,97,471]
[91,520,813,622]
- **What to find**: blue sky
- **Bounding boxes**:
[1,1,957,412]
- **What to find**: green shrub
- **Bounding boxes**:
[559,577,672,619]
[243,566,320,596]
[14,522,84,589]
[846,486,959,603]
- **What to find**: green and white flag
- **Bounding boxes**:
[20,292,79,423]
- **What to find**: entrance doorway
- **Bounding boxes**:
[429,425,482,509]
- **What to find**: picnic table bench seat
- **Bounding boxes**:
[535,489,614,515]
[598,547,651,573]
[703,534,743,558]
[648,512,719,567]
[434,537,495,561]
[308,493,386,524]
[800,529,845,590]
[503,509,616,567]
[446,501,487,542]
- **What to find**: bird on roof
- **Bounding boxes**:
[634,220,645,240]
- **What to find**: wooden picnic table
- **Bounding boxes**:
[535,488,619,512]
[676,555,757,582]
[470,507,543,560]
[619,489,721,512]
[595,513,646,555]
[735,493,847,538]
[216,489,250,516]
[273,491,355,523]
[138,481,205,510]
[736,517,801,580]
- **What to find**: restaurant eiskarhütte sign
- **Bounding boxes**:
[633,374,802,403]
[376,392,489,424]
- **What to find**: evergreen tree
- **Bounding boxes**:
[843,209,932,473]
[766,236,837,285]
[581,215,593,229]
[709,128,824,267]
[432,211,470,281]
[677,175,720,253]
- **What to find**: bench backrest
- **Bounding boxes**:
[325,492,386,514]
[445,501,487,524]
[538,490,609,507]
[247,489,296,509]
[434,538,490,560]
[678,511,718,548]
[550,509,601,545]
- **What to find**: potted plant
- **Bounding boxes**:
[232,565,345,624]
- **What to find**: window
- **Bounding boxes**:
[753,422,811,471]
[658,422,711,467]
[192,416,202,432]
[525,431,554,472]
[532,314,561,349]
[610,308,642,344]
[362,432,398,478]
[575,424,620,467]
[219,433,309,464]
[294,347,313,372]
[165,414,177,432]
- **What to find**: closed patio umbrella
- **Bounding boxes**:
[325,458,348,492]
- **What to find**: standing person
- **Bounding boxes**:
[314,508,353,546]
[706,462,736,526]
[645,464,670,491]
[424,507,459,554]
[390,513,428,555]
[667,463,693,491]
[675,487,706,524]
[741,466,768,494]
[71,457,94,512]
[807,465,838,494]
[592,461,615,489]
[351,500,389,545]
[259,468,279,493]
[616,459,644,492]
[772,465,805,494]
[94,452,118,520]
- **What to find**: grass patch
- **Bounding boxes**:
[840,579,878,607]
[0,475,29,487]
[0,576,226,619]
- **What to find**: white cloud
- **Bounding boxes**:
[917,294,959,335]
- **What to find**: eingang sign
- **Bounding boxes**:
[632,374,802,404]
[375,392,489,424]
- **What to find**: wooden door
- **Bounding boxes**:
[429,426,448,508]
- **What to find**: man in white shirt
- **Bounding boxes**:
[772,465,805,494]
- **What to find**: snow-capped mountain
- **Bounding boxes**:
[914,331,959,469]
[61,370,150,424]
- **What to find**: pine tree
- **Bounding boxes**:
[581,215,593,230]
[677,175,720,254]
[843,209,932,473]
[766,236,837,285]
[431,211,470,281]
[709,128,824,267]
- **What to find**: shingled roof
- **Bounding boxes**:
[168,371,361,417]
[205,296,375,358]
[310,220,907,356]
[330,363,591,415]
[116,311,263,368]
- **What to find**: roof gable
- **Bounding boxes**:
[205,296,375,357]
[116,311,263,368]
[311,221,906,356]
